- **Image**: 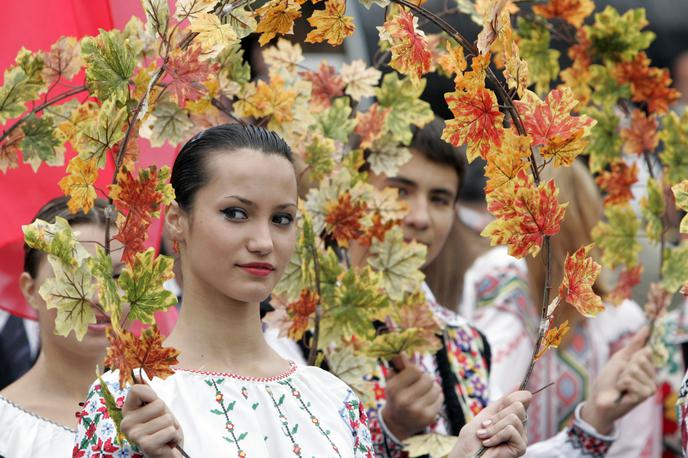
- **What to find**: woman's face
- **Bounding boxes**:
[368,150,459,267]
[177,148,298,304]
[24,223,123,358]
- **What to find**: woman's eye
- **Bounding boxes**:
[395,187,409,198]
[221,208,248,220]
[431,196,450,206]
[273,213,294,226]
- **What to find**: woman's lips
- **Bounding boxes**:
[237,263,275,277]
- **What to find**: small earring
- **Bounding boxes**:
[172,240,180,254]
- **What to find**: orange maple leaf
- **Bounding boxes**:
[559,244,604,317]
[535,320,570,360]
[255,0,302,46]
[0,129,22,173]
[285,289,319,340]
[568,28,592,69]
[615,53,680,115]
[437,41,467,83]
[442,86,504,163]
[620,109,659,155]
[324,192,368,247]
[484,128,531,193]
[357,212,400,247]
[515,88,595,164]
[165,46,216,105]
[607,265,643,305]
[378,9,432,83]
[355,104,391,149]
[58,156,99,214]
[305,0,355,46]
[104,326,180,388]
[482,171,567,258]
[300,62,345,109]
[532,0,594,28]
[242,76,298,124]
[595,161,638,206]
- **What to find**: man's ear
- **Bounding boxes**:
[19,272,39,310]
[165,201,187,245]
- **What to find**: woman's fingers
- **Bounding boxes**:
[482,424,526,452]
[122,384,159,415]
[477,411,526,442]
[137,425,182,457]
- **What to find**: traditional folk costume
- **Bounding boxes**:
[73,364,373,457]
[461,246,663,458]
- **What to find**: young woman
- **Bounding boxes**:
[355,120,658,457]
[73,124,375,457]
[0,197,121,458]
[460,161,662,457]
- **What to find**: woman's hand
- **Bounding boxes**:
[121,380,184,458]
[581,327,658,435]
[450,390,532,458]
[380,355,444,441]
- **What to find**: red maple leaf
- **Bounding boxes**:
[595,161,638,206]
[165,46,216,105]
[615,53,680,115]
[380,9,432,82]
[607,265,643,305]
[300,62,346,109]
[355,104,390,149]
[568,28,592,69]
[559,244,604,317]
[324,192,368,247]
[620,109,659,155]
[357,212,399,247]
[286,289,319,340]
[104,326,180,388]
[443,86,504,162]
[532,0,594,28]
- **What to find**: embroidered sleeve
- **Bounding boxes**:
[73,378,144,458]
[340,390,375,457]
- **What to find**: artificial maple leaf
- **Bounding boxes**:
[661,245,688,293]
[357,212,400,247]
[80,28,135,101]
[285,289,319,340]
[0,129,23,173]
[476,0,510,55]
[340,60,381,101]
[355,103,390,149]
[58,156,99,214]
[515,88,595,164]
[672,180,688,234]
[375,73,434,144]
[144,101,194,148]
[532,0,594,28]
[263,39,304,76]
[378,9,432,83]
[595,161,638,206]
[366,134,413,177]
[188,12,238,58]
[42,36,82,84]
[104,326,180,388]
[607,265,643,305]
[535,320,570,360]
[392,291,442,342]
[367,226,427,300]
[660,110,688,186]
[591,205,641,269]
[20,114,65,172]
[436,41,467,83]
[620,109,659,155]
[443,86,504,163]
[645,282,671,321]
[23,216,90,267]
[236,76,297,124]
[96,373,125,444]
[585,6,654,63]
[517,18,560,95]
[75,98,127,167]
[305,0,354,46]
[88,246,122,329]
[559,244,604,317]
[484,128,531,192]
[255,0,302,46]
[482,171,567,258]
[614,53,679,115]
[640,177,666,243]
[164,46,215,105]
[364,328,440,360]
[323,192,368,247]
[316,97,356,143]
[325,346,377,404]
[300,62,345,109]
[402,433,457,458]
[118,249,177,324]
[39,256,97,340]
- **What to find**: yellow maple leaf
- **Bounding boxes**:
[256,0,302,46]
[58,156,99,214]
[305,0,355,46]
[535,320,570,360]
[237,76,297,124]
[484,129,531,192]
[188,12,239,58]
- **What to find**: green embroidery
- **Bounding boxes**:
[265,383,303,457]
[208,378,249,457]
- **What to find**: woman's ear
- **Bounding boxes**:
[165,201,187,245]
[19,272,39,310]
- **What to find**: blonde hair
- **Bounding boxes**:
[525,160,608,312]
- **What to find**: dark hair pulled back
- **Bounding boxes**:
[171,123,294,212]
[24,196,112,278]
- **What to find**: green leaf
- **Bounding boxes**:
[146,101,194,148]
[97,374,125,444]
[376,73,433,145]
[672,180,688,234]
[588,64,632,109]
[640,178,665,243]
[304,134,336,184]
[118,248,177,324]
[366,226,426,301]
[584,107,622,173]
[20,114,65,171]
[81,29,136,102]
[217,43,251,87]
[88,246,122,328]
[591,205,641,269]
[316,97,356,143]
[75,98,127,167]
[363,328,438,360]
[142,0,170,40]
[659,109,688,186]
[326,346,376,404]
[39,255,97,340]
[661,244,688,292]
[517,18,560,96]
[403,433,457,458]
[0,49,46,123]
[22,216,90,266]
[274,214,317,302]
[585,6,655,63]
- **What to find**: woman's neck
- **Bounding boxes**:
[166,279,287,377]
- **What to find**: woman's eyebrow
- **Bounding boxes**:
[224,195,255,206]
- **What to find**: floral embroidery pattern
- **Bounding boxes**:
[566,420,613,458]
[265,384,303,456]
[207,378,249,457]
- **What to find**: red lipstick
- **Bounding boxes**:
[238,262,275,277]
